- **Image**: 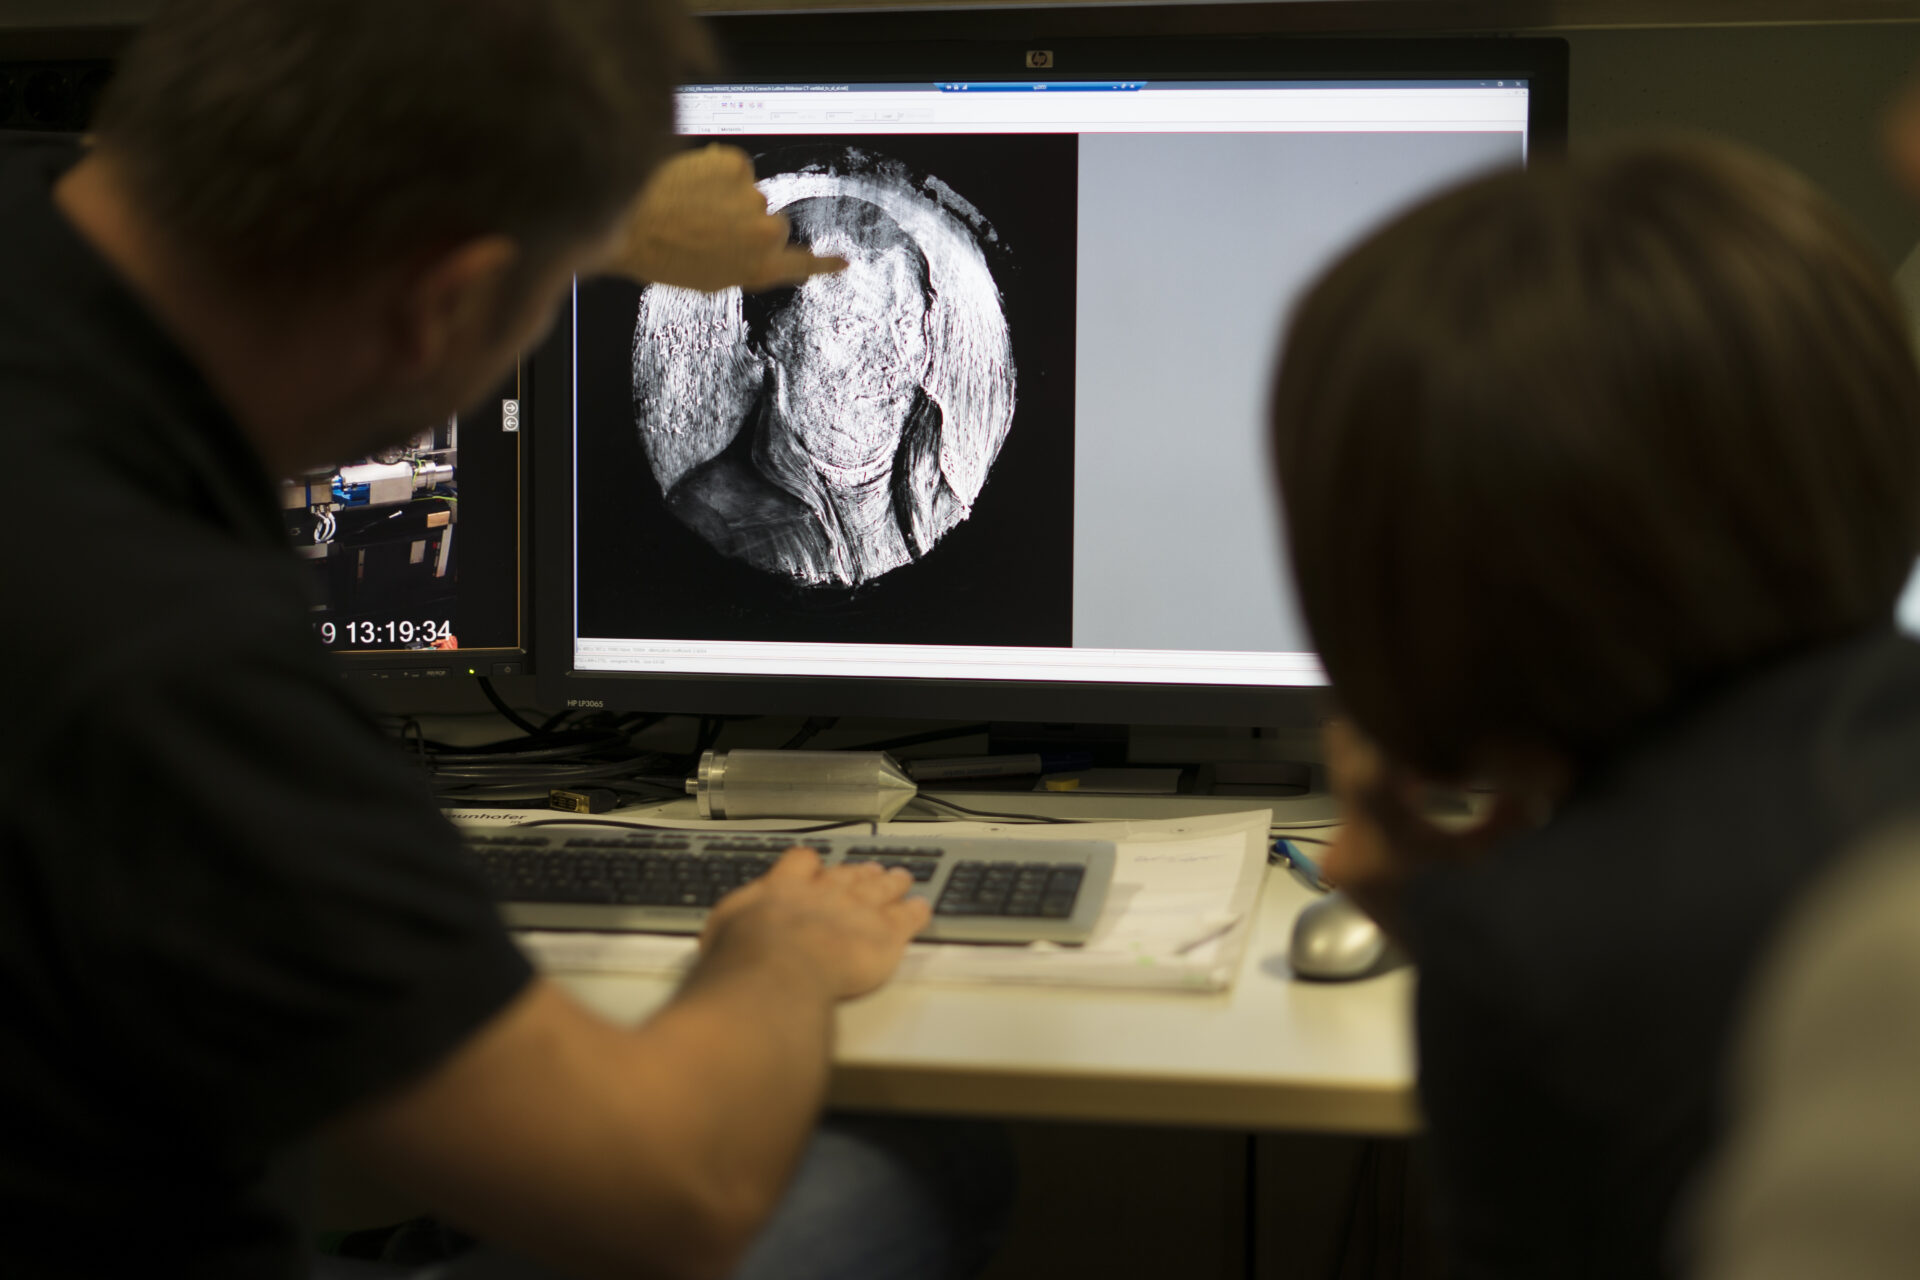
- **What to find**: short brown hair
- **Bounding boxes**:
[92,0,708,286]
[1270,138,1920,778]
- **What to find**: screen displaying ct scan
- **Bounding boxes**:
[567,78,1532,687]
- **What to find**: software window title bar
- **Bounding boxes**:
[675,83,1530,136]
[681,80,1532,93]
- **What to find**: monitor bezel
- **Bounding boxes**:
[533,34,1568,726]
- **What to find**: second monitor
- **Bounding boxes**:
[537,38,1566,725]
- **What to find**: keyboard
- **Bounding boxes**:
[466,827,1118,945]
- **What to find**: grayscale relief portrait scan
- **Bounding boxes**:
[633,149,1017,589]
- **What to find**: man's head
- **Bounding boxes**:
[83,0,705,460]
[749,196,934,483]
[1271,137,1920,781]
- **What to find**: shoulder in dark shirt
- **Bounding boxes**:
[1406,630,1920,1280]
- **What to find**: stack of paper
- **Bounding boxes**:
[446,809,1270,993]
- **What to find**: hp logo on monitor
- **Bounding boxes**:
[1026,50,1054,69]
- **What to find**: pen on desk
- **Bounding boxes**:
[1272,838,1330,892]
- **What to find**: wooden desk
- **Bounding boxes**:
[557,848,1420,1137]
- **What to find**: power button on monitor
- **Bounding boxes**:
[492,661,523,677]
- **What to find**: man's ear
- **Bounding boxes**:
[391,235,519,378]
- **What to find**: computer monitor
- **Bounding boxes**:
[286,365,532,679]
[534,37,1568,725]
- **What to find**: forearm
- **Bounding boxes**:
[625,946,840,1216]
[330,853,922,1280]
[506,962,840,1279]
[331,972,839,1280]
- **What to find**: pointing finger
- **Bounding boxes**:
[747,248,848,292]
[701,142,755,178]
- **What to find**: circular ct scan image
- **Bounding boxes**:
[632,149,1016,589]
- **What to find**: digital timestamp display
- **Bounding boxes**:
[319,619,455,648]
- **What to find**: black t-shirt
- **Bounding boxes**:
[0,143,533,1276]
[1406,630,1920,1279]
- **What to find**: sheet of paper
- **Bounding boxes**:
[450,809,1272,993]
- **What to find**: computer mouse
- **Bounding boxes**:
[1288,890,1390,981]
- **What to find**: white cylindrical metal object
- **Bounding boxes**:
[412,462,456,491]
[337,461,412,486]
[688,749,917,822]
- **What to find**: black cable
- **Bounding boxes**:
[422,732,629,766]
[476,676,545,738]
[537,707,580,735]
[617,773,694,791]
[845,723,991,753]
[780,715,839,750]
[503,816,878,836]
[394,693,704,810]
[906,794,1085,825]
[603,780,689,803]
[399,717,427,767]
[429,758,680,789]
[426,745,674,772]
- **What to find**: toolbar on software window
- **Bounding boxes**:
[675,83,1532,136]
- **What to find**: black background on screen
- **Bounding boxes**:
[575,131,1078,647]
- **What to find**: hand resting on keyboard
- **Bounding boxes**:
[697,846,930,999]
